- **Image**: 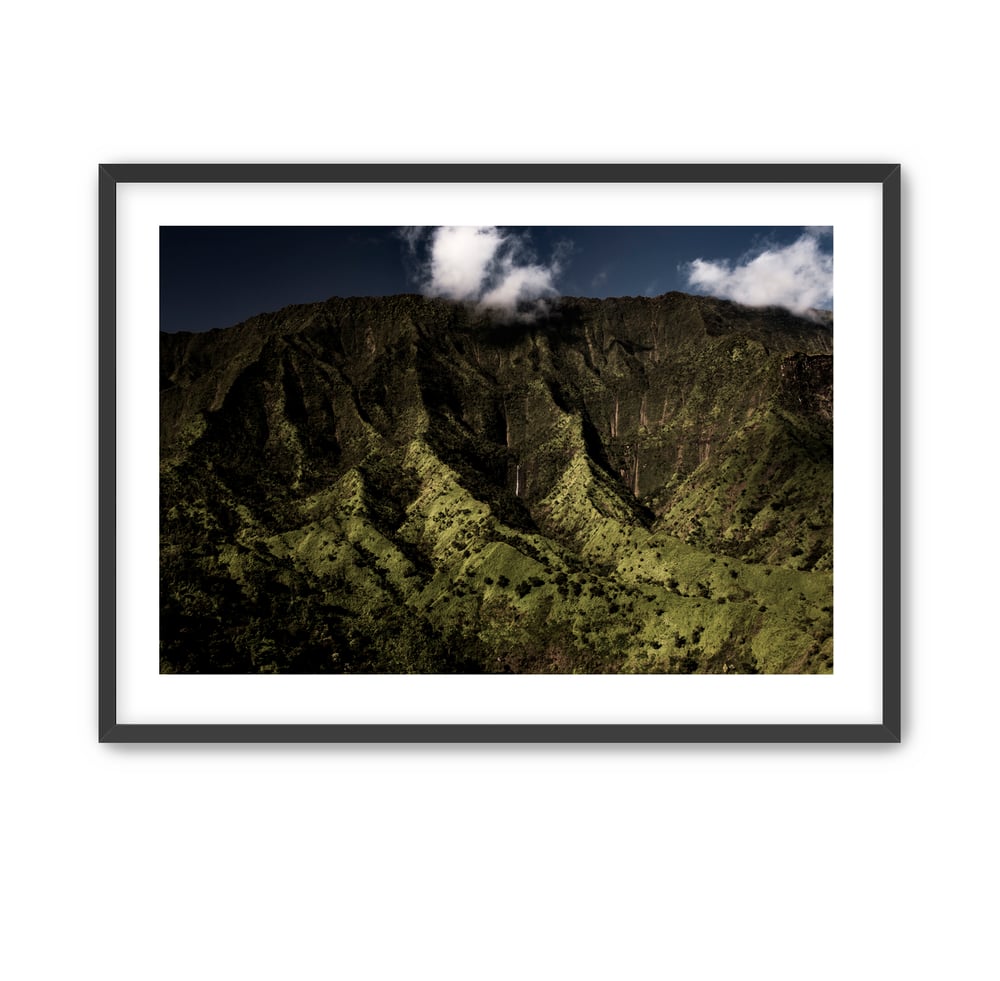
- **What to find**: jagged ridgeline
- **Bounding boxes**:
[160,292,833,674]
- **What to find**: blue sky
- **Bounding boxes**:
[160,225,832,333]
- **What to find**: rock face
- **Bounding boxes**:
[160,292,833,674]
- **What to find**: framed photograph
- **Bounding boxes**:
[100,163,900,742]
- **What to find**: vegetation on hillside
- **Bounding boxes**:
[160,292,833,673]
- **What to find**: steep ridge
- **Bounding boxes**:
[160,292,833,673]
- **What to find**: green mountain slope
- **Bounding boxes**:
[160,292,833,674]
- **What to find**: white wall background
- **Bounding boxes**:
[1,3,994,979]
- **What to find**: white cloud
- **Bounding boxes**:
[423,226,561,318]
[427,226,505,301]
[685,231,833,316]
[397,226,426,255]
[480,257,558,310]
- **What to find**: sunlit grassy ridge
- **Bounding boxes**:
[160,292,832,673]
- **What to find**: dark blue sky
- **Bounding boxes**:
[160,226,830,333]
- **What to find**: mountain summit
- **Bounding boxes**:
[160,292,833,674]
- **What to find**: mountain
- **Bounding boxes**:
[160,291,833,674]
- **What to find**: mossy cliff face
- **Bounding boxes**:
[160,292,833,674]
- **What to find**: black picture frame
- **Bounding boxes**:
[99,163,900,743]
